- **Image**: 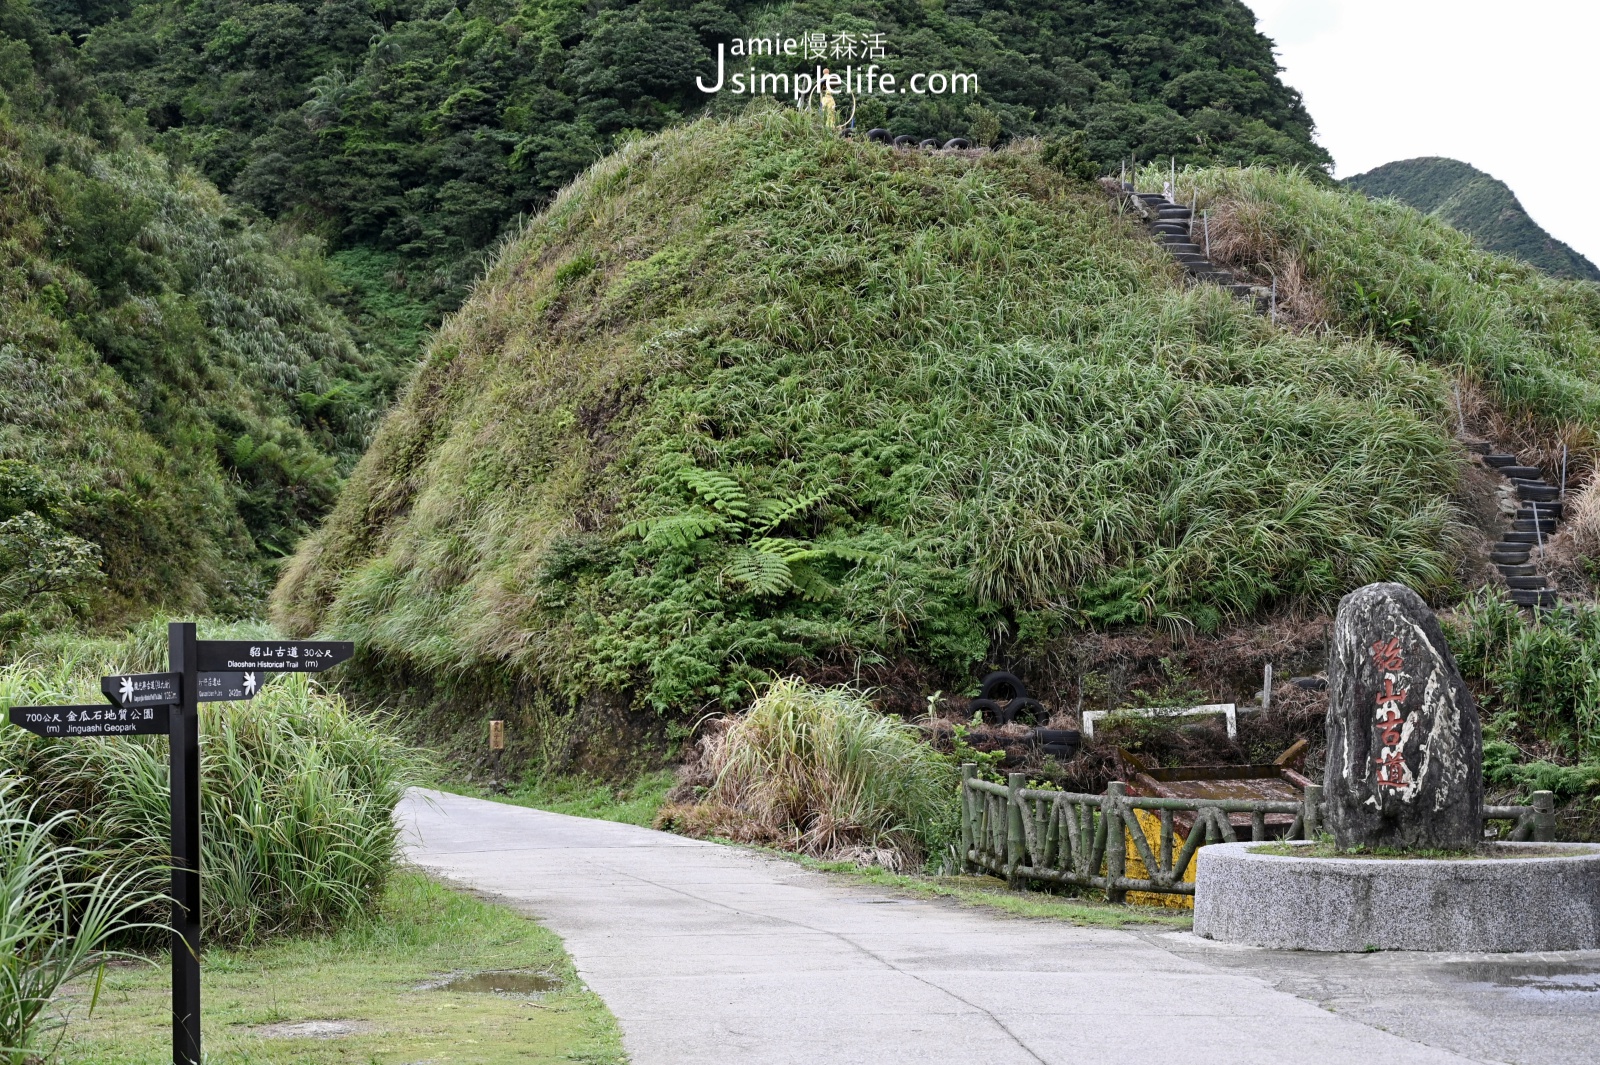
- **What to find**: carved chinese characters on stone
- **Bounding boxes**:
[1370,636,1413,796]
[1325,583,1482,850]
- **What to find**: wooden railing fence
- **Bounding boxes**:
[959,765,1557,903]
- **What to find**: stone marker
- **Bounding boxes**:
[1325,582,1482,850]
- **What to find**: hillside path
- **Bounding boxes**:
[399,790,1598,1065]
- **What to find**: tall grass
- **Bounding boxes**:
[661,678,957,870]
[0,777,162,1062]
[279,110,1465,715]
[1447,591,1600,761]
[0,637,415,944]
[1181,162,1600,462]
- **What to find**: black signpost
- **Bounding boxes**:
[195,670,274,703]
[8,703,169,737]
[4,622,354,1065]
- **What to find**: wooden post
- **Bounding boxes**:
[1532,790,1556,842]
[1303,783,1323,840]
[1105,781,1127,904]
[168,623,202,1065]
[1005,772,1025,888]
[959,763,975,871]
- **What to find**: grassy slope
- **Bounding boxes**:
[59,871,625,1064]
[1344,158,1600,282]
[0,3,400,622]
[275,110,1465,716]
[1193,165,1600,444]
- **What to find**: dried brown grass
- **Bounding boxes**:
[655,678,958,870]
[1202,198,1331,330]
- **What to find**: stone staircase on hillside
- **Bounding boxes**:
[1115,186,1566,612]
[1467,441,1565,610]
[1118,188,1271,309]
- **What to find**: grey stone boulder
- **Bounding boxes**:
[1325,583,1482,850]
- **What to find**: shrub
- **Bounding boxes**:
[0,642,416,944]
[1447,590,1600,762]
[0,777,161,1062]
[659,678,957,870]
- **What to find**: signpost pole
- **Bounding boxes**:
[168,622,202,1065]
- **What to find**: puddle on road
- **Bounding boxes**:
[254,1019,373,1039]
[1442,960,1600,1000]
[425,970,561,995]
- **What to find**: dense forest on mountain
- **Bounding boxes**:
[0,0,397,630]
[74,0,1331,341]
[1347,157,1600,282]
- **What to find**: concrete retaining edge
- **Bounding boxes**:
[1193,841,1600,952]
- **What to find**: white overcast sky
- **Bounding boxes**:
[1244,0,1600,265]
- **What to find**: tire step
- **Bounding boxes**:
[1497,563,1537,577]
[1482,454,1519,467]
[1501,531,1540,545]
[1490,551,1532,565]
[1510,588,1559,609]
[1513,519,1558,533]
[1504,575,1549,590]
[1498,465,1544,480]
[1518,484,1561,502]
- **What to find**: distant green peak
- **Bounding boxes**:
[1345,157,1599,282]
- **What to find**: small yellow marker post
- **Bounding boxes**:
[489,720,505,751]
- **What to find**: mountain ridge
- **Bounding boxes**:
[1345,157,1599,282]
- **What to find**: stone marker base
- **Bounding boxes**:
[1194,841,1600,952]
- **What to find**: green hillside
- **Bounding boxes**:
[1345,157,1600,282]
[77,0,1330,350]
[0,0,396,629]
[273,110,1475,717]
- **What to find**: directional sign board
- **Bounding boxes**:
[10,703,169,738]
[196,640,353,673]
[197,671,272,703]
[101,671,181,708]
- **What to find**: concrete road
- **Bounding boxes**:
[399,790,1600,1065]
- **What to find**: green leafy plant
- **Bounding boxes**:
[1449,591,1600,763]
[1039,130,1099,182]
[0,777,164,1062]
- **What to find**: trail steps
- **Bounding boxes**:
[1465,441,1565,610]
[1117,187,1272,311]
[1113,186,1565,612]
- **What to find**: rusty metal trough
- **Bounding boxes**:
[1119,739,1313,838]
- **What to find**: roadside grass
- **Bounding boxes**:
[772,851,1192,930]
[657,679,959,868]
[450,759,1187,929]
[58,871,625,1065]
[449,769,677,828]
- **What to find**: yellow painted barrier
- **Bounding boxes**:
[1124,808,1195,909]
